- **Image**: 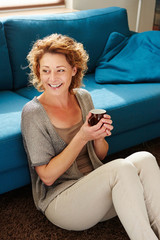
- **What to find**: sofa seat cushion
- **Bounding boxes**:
[83,74,160,136]
[3,7,130,89]
[0,91,29,172]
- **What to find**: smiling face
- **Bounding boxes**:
[39,52,77,96]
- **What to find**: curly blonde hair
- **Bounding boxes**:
[27,33,89,93]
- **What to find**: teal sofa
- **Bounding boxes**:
[0,7,160,194]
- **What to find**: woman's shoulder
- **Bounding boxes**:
[21,97,42,120]
[74,88,94,111]
[74,88,91,99]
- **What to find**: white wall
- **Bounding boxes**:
[138,0,156,32]
[65,0,156,32]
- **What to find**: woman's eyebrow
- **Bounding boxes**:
[56,65,66,68]
[41,65,49,68]
[41,65,66,68]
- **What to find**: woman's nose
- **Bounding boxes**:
[49,71,57,81]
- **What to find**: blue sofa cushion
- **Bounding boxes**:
[83,74,160,135]
[95,31,160,83]
[0,21,13,90]
[0,91,29,172]
[3,7,130,89]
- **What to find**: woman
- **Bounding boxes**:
[21,33,160,240]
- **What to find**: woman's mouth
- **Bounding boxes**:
[48,83,62,89]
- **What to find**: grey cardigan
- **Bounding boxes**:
[21,88,103,213]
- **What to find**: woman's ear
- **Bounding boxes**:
[72,66,77,76]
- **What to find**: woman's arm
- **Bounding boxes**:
[35,131,87,186]
[35,113,113,186]
[93,138,109,161]
[93,114,113,160]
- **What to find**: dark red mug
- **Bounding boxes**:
[88,109,106,126]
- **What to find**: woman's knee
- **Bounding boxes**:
[135,151,155,161]
[110,159,138,181]
[126,151,158,174]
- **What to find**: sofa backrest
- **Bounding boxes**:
[3,7,130,90]
[0,21,13,90]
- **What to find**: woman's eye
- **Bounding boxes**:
[58,69,65,73]
[42,69,49,73]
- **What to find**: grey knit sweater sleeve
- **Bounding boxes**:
[21,97,57,167]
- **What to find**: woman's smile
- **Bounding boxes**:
[48,83,63,89]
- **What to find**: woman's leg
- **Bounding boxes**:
[126,151,160,238]
[45,161,118,231]
[45,157,158,240]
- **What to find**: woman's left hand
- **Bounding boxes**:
[79,112,113,143]
[99,113,114,137]
[87,112,114,139]
[89,113,113,160]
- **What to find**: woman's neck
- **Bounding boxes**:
[38,91,74,110]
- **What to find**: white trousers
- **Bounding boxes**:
[45,151,160,240]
